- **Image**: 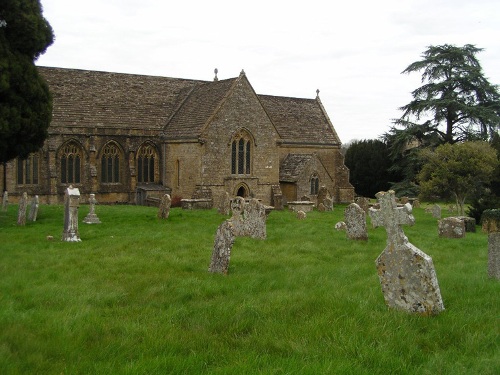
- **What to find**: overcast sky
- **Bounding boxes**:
[36,0,500,144]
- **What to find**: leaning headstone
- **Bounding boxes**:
[2,191,7,211]
[17,192,28,226]
[369,190,444,316]
[62,186,81,242]
[482,209,500,279]
[431,204,442,219]
[28,195,39,222]
[217,191,231,215]
[208,221,235,274]
[340,203,367,240]
[83,193,101,224]
[157,194,171,219]
[438,217,465,238]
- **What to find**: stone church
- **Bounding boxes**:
[1,67,354,207]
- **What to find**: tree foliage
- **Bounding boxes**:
[0,0,54,163]
[344,139,395,198]
[417,141,498,215]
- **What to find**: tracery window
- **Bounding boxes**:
[17,153,39,185]
[60,142,82,184]
[231,132,252,175]
[310,175,319,195]
[101,142,121,183]
[137,143,157,183]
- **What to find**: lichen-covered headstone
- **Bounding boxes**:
[208,221,235,274]
[355,196,370,213]
[28,195,39,222]
[17,192,28,226]
[438,217,465,238]
[431,204,442,219]
[456,216,476,232]
[83,193,101,224]
[343,203,368,240]
[217,191,231,215]
[2,191,7,212]
[317,186,333,211]
[157,194,171,219]
[62,186,81,242]
[369,190,444,316]
[482,209,500,279]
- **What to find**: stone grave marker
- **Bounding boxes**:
[369,190,444,316]
[157,194,171,219]
[296,210,306,220]
[62,186,81,242]
[438,217,465,238]
[208,221,235,274]
[355,196,370,213]
[431,204,442,219]
[2,191,7,211]
[336,203,367,240]
[83,193,101,224]
[317,186,333,211]
[28,195,39,222]
[17,192,28,226]
[217,191,231,215]
[456,216,476,232]
[482,210,500,279]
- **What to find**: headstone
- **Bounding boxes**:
[157,194,171,219]
[481,209,500,279]
[337,203,367,240]
[456,216,476,232]
[369,190,444,316]
[296,210,306,220]
[83,193,101,224]
[431,204,441,219]
[2,191,7,211]
[62,186,82,242]
[355,197,370,212]
[438,217,465,238]
[412,199,420,208]
[217,191,231,215]
[317,203,326,212]
[28,195,39,222]
[271,185,283,210]
[208,221,235,274]
[17,192,28,226]
[317,186,333,211]
[323,197,334,211]
[334,221,346,231]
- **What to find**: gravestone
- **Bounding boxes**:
[28,195,39,222]
[17,192,28,226]
[355,197,370,213]
[317,186,333,211]
[412,199,420,208]
[369,190,444,316]
[217,191,231,215]
[297,210,306,220]
[324,197,334,211]
[271,185,284,210]
[157,194,171,219]
[337,203,367,240]
[431,204,441,219]
[83,193,101,224]
[456,216,476,232]
[317,203,326,212]
[62,186,82,242]
[438,217,465,238]
[2,191,7,211]
[482,210,500,279]
[208,221,235,274]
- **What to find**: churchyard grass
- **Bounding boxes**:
[0,203,498,374]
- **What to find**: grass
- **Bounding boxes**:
[0,203,498,374]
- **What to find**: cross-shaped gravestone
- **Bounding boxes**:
[369,190,444,316]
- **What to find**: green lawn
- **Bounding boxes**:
[0,203,498,374]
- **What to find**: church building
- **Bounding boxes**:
[1,67,354,207]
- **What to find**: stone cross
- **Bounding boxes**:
[83,193,101,224]
[62,186,81,242]
[17,192,28,226]
[369,191,444,316]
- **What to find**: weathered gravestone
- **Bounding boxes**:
[157,194,171,219]
[28,195,39,222]
[336,203,367,240]
[369,190,444,315]
[431,204,442,219]
[217,191,231,215]
[209,197,268,274]
[17,192,28,226]
[456,216,476,232]
[317,186,333,211]
[482,209,500,280]
[2,191,7,211]
[438,217,465,238]
[296,210,307,220]
[62,186,81,242]
[83,193,101,224]
[355,196,370,213]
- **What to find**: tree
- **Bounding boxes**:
[417,141,498,215]
[344,139,395,197]
[0,0,54,163]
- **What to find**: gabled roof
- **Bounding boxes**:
[279,153,315,182]
[38,67,204,130]
[258,94,340,145]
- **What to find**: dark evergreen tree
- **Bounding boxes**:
[0,0,54,163]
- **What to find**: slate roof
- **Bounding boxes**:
[279,153,314,182]
[38,67,204,130]
[258,94,341,145]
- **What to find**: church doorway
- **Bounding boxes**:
[236,184,249,198]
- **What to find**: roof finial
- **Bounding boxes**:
[240,69,245,76]
[316,89,320,98]
[214,68,218,81]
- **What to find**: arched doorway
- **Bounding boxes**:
[236,184,249,198]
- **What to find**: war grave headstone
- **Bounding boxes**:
[2,191,7,211]
[482,209,500,280]
[62,186,82,242]
[209,197,268,274]
[83,193,101,224]
[28,195,39,222]
[17,192,28,226]
[369,190,444,315]
[335,203,367,240]
[157,194,172,219]
[438,217,465,238]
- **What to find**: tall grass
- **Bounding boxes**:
[0,203,498,374]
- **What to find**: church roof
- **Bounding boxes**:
[38,67,203,131]
[258,94,341,146]
[279,153,315,182]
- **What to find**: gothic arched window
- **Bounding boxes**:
[231,131,252,175]
[60,142,82,184]
[310,175,319,195]
[101,142,121,183]
[137,143,157,183]
[17,153,39,185]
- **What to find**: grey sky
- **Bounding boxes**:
[36,0,500,144]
